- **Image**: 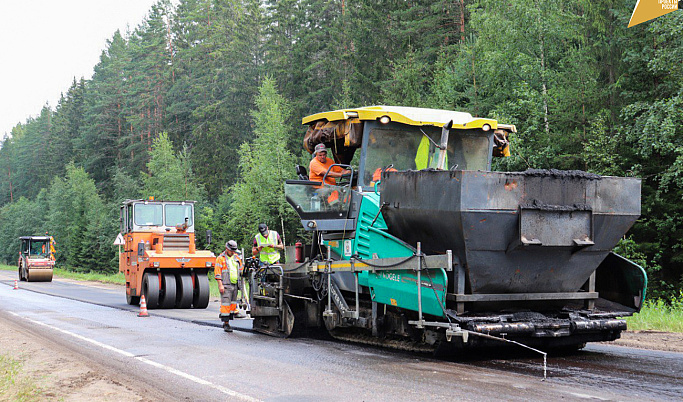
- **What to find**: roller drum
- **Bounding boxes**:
[27,268,53,282]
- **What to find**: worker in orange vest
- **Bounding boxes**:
[308,144,351,206]
[308,143,350,185]
[215,240,242,332]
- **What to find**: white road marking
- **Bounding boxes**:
[9,311,260,402]
[569,392,610,400]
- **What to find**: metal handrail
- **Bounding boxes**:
[321,164,354,188]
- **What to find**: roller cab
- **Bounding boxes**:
[118,199,214,309]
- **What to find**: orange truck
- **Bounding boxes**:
[119,199,215,309]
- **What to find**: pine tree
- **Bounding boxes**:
[224,77,298,248]
[49,78,86,181]
[45,164,112,271]
[143,132,206,201]
[124,0,175,173]
[78,30,131,193]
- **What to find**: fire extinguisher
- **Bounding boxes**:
[295,241,304,263]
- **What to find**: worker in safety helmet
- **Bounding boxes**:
[215,240,242,332]
[252,224,284,265]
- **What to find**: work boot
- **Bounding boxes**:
[223,321,233,332]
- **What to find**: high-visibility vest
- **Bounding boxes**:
[217,253,240,284]
[256,231,280,264]
[415,136,448,170]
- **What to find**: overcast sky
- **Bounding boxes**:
[0,0,160,138]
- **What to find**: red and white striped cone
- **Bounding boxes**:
[138,295,149,317]
[13,279,18,290]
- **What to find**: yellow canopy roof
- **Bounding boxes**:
[302,105,502,130]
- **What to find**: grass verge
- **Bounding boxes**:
[626,293,683,332]
[53,268,126,285]
[0,263,125,285]
[0,353,42,401]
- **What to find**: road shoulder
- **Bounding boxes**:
[0,312,172,401]
[609,330,683,353]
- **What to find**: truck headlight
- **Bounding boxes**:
[205,262,212,267]
[153,261,160,268]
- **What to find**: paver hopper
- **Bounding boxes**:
[380,169,645,314]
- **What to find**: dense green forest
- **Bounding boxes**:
[1,0,681,297]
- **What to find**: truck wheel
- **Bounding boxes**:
[192,272,210,309]
[126,293,140,306]
[142,272,160,309]
[159,273,177,309]
[175,273,193,309]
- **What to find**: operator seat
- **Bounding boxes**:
[295,165,308,180]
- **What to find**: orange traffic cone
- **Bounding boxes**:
[138,295,149,317]
[13,279,18,290]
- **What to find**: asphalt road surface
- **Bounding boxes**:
[1,270,681,401]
